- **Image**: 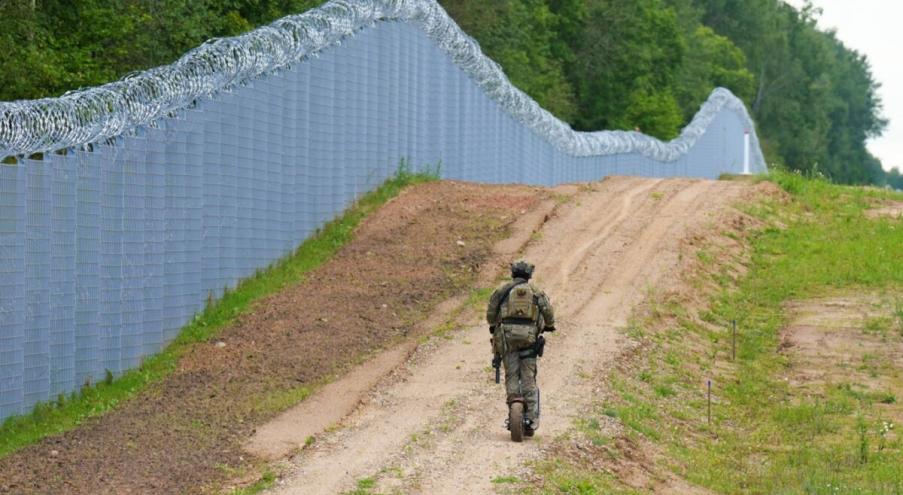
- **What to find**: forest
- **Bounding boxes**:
[1,0,899,188]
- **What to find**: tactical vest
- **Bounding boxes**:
[500,284,539,322]
[499,284,539,351]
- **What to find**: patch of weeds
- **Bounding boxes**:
[858,353,880,378]
[654,383,676,398]
[771,402,840,436]
[625,319,645,340]
[578,182,599,193]
[467,287,495,311]
[663,351,681,367]
[343,477,378,495]
[552,193,573,205]
[576,417,610,446]
[612,402,659,440]
[491,476,520,484]
[436,398,462,434]
[254,386,313,415]
[651,191,664,201]
[0,163,438,458]
[529,458,639,495]
[864,316,892,335]
[323,422,346,435]
[228,471,276,495]
[857,415,870,464]
[379,465,404,479]
[434,320,459,339]
[402,400,461,453]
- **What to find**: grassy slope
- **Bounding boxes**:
[0,165,436,458]
[530,171,903,494]
[684,174,903,493]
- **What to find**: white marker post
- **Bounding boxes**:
[743,130,751,175]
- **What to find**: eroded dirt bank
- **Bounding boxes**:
[0,181,547,494]
[263,177,767,494]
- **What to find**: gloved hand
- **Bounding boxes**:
[543,325,556,333]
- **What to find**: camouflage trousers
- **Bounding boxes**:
[504,351,540,427]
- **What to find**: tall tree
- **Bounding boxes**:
[568,0,685,138]
[0,0,890,185]
[439,0,579,122]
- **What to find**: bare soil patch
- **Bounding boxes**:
[0,181,546,494]
[781,295,903,427]
[865,200,903,219]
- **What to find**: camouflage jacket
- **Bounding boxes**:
[486,278,555,330]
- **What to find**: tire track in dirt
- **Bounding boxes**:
[556,179,660,288]
[263,177,753,494]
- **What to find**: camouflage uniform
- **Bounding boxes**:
[486,277,555,429]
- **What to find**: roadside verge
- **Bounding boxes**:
[521,172,903,494]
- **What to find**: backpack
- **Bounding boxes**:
[499,284,539,351]
[501,284,539,321]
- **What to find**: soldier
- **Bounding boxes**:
[487,260,555,436]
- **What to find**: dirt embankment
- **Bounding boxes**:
[0,181,547,494]
[263,177,771,494]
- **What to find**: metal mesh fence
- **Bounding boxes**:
[0,5,766,420]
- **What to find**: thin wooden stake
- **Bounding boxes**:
[707,379,712,425]
[731,319,737,361]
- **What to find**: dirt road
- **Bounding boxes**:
[255,176,755,494]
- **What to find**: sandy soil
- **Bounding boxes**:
[262,176,758,494]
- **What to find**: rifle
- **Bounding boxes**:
[492,354,502,384]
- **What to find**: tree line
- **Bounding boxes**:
[441,0,896,187]
[1,0,899,187]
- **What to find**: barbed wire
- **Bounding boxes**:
[0,0,765,167]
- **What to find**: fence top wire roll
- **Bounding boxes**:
[0,0,764,168]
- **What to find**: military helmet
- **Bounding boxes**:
[511,260,535,280]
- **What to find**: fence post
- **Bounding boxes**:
[743,131,751,175]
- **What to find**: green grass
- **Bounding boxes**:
[528,459,642,495]
[253,385,314,415]
[696,170,903,492]
[600,169,903,493]
[227,471,276,495]
[492,476,521,484]
[0,163,437,458]
[341,477,378,495]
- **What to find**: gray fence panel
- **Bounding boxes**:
[50,154,76,397]
[24,160,51,408]
[0,164,25,419]
[0,8,768,419]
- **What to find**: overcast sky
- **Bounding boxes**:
[785,0,901,172]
